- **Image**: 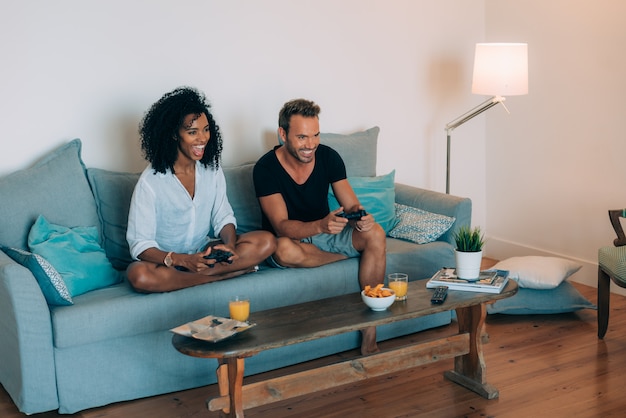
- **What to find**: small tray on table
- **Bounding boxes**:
[170,315,255,343]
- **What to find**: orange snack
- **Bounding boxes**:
[363,284,393,298]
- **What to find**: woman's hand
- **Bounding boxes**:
[200,244,238,269]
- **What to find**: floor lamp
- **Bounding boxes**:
[445,43,528,194]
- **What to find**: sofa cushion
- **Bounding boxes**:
[223,163,262,234]
[328,170,398,233]
[51,260,365,348]
[28,215,121,297]
[0,139,99,250]
[320,126,379,177]
[0,245,73,305]
[388,204,455,244]
[87,168,140,270]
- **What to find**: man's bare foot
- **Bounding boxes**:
[360,326,379,355]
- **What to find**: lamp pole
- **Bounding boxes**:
[444,96,506,194]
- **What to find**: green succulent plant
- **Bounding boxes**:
[453,226,485,252]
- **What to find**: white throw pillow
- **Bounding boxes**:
[490,256,582,290]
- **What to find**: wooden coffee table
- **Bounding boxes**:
[172,279,518,417]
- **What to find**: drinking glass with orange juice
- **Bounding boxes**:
[229,296,250,322]
[388,273,408,301]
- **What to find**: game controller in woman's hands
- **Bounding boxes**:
[203,249,233,267]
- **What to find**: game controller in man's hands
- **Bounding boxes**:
[337,209,367,220]
[203,249,234,267]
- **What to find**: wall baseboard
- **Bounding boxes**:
[485,237,626,297]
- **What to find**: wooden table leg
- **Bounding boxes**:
[444,303,499,399]
[216,361,230,415]
[214,357,246,417]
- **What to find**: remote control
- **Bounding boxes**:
[337,209,367,220]
[203,249,233,267]
[431,286,448,304]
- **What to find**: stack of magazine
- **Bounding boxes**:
[426,268,510,294]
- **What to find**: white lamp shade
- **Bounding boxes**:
[471,43,528,96]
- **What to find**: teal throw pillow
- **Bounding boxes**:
[1,245,73,305]
[327,170,398,233]
[388,203,455,244]
[27,215,121,297]
[486,281,596,315]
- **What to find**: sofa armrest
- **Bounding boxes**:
[394,183,472,246]
[0,250,59,413]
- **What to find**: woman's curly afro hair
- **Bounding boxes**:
[139,86,223,174]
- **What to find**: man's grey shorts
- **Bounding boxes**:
[267,227,360,268]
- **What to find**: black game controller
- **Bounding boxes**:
[337,209,367,220]
[203,249,233,267]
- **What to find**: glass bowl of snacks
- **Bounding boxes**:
[361,284,396,311]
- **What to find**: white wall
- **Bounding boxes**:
[0,0,487,225]
[484,0,626,295]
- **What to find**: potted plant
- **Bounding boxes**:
[453,226,485,280]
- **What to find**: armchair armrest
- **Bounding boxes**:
[394,183,472,246]
[0,250,59,413]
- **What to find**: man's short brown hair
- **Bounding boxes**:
[278,99,321,135]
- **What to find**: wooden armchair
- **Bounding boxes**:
[597,209,626,339]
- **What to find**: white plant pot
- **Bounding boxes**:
[455,250,482,280]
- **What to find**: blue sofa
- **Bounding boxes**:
[0,127,471,414]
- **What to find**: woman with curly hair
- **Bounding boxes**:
[126,87,276,292]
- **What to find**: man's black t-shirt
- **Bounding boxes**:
[253,144,347,234]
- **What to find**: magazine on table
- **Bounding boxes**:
[426,268,510,294]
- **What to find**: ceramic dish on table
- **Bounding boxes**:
[361,288,396,311]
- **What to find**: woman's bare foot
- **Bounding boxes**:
[360,326,379,355]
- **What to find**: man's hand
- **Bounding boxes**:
[320,207,349,235]
[351,206,375,233]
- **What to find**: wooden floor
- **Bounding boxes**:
[2,278,625,417]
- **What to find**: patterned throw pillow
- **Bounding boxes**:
[1,245,73,305]
[388,203,455,244]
